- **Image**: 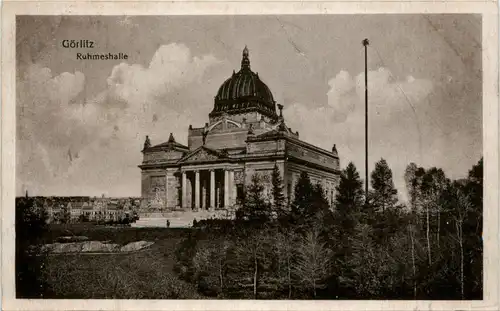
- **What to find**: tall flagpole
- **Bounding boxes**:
[363,38,369,203]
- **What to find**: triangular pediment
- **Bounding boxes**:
[179,146,224,163]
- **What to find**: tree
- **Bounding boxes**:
[272,229,297,298]
[444,182,471,299]
[78,213,89,222]
[404,161,424,274]
[174,230,201,282]
[404,163,419,211]
[312,184,329,208]
[335,162,364,230]
[292,228,332,298]
[16,197,49,297]
[404,165,448,267]
[291,172,331,226]
[464,157,483,298]
[193,239,230,297]
[330,162,366,290]
[464,158,483,237]
[408,216,418,299]
[370,158,398,212]
[291,172,315,220]
[308,183,331,223]
[237,174,272,224]
[406,165,427,214]
[422,168,449,248]
[443,157,483,299]
[271,164,286,219]
[466,157,483,208]
[230,229,272,299]
[338,223,381,297]
[60,204,71,224]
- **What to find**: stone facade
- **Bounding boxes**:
[138,47,340,214]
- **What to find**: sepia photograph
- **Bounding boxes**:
[5,6,496,307]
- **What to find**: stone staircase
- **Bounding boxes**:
[131,209,233,228]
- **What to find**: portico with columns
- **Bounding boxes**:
[179,165,239,210]
[139,46,341,217]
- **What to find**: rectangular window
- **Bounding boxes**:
[236,184,245,203]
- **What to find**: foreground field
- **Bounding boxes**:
[40,223,190,245]
[41,224,203,299]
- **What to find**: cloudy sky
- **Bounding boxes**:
[16,15,482,198]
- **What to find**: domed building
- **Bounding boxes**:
[139,47,340,217]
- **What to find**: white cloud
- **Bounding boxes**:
[17,66,86,195]
[326,70,358,122]
[284,67,433,201]
[107,44,219,108]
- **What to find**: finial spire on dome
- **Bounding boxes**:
[168,133,176,143]
[241,45,250,70]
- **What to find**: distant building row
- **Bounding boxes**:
[27,196,141,223]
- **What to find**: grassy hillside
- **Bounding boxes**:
[41,225,202,299]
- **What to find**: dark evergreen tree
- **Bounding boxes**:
[329,162,365,295]
[370,158,398,212]
[312,184,329,207]
[335,162,365,213]
[333,162,364,236]
[291,171,314,222]
[271,164,286,219]
[289,172,332,229]
[237,173,271,224]
[369,159,402,244]
[311,184,331,219]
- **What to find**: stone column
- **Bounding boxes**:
[290,173,296,205]
[216,187,220,208]
[224,169,229,208]
[202,178,207,210]
[165,170,172,210]
[229,170,235,206]
[210,170,215,209]
[195,170,200,210]
[181,171,187,209]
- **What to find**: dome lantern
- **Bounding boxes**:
[210,46,278,122]
[241,45,250,70]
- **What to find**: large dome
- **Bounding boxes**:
[210,46,278,120]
